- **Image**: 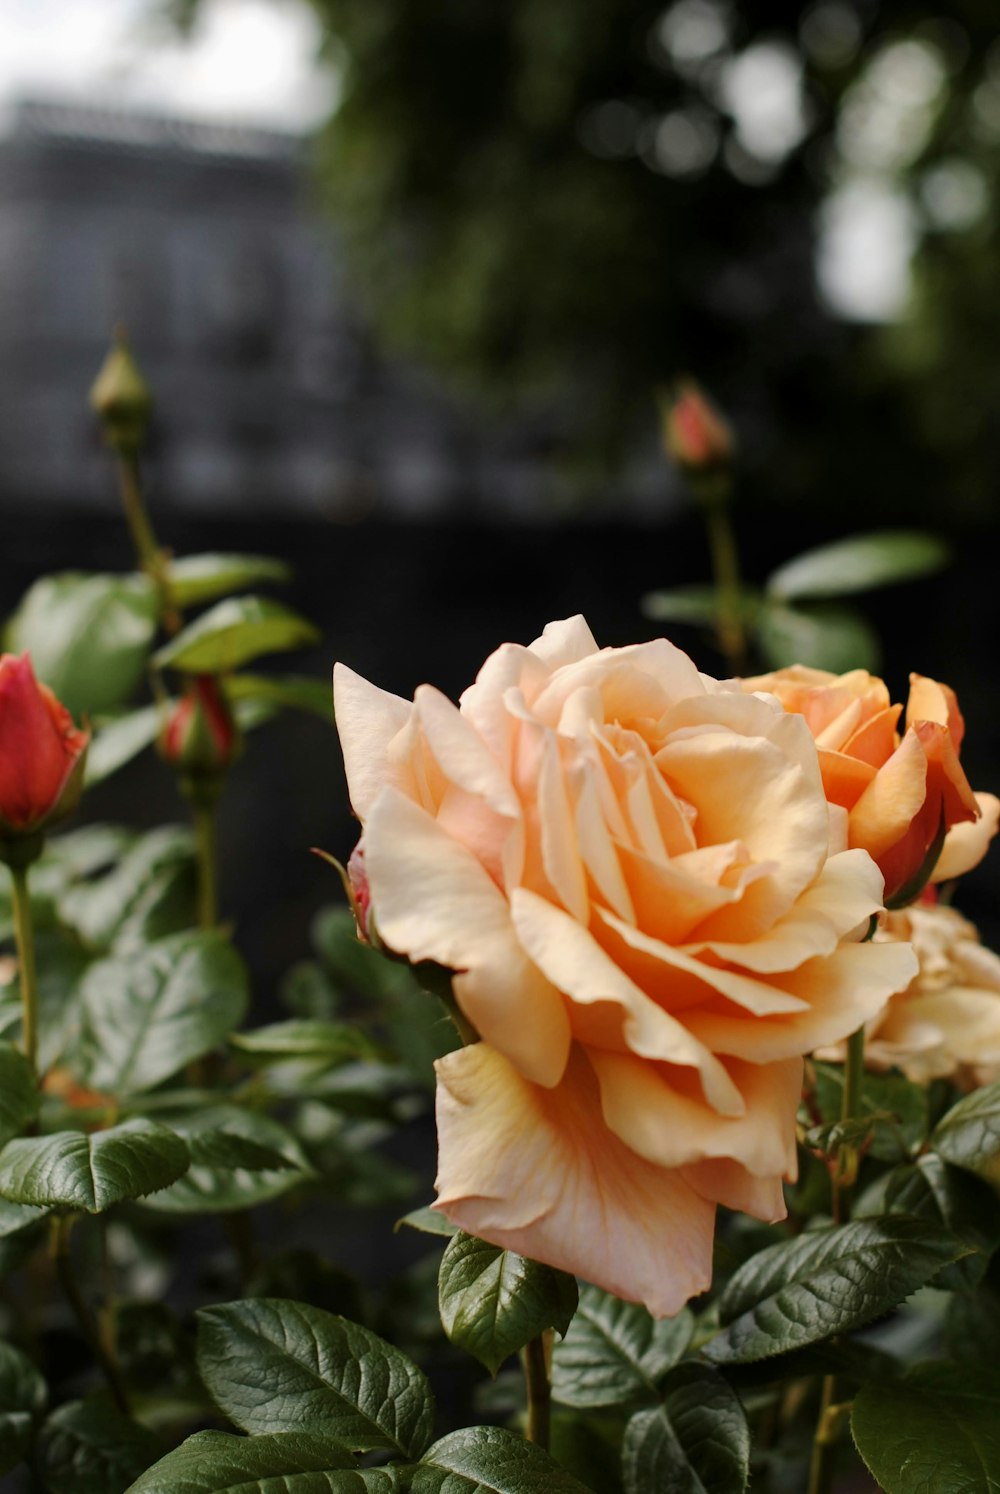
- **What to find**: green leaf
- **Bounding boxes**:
[168,553,292,609]
[5,572,159,717]
[753,600,880,674]
[704,1218,966,1365]
[932,1080,1000,1187]
[438,1232,578,1374]
[551,1284,693,1409]
[36,1399,162,1494]
[767,531,951,601]
[810,1064,930,1165]
[59,826,196,954]
[85,706,161,788]
[852,1367,1000,1494]
[78,930,249,1096]
[0,1340,47,1477]
[622,1363,750,1494]
[0,1043,39,1145]
[396,1205,458,1238]
[0,1120,189,1213]
[0,1197,48,1237]
[123,1430,397,1494]
[153,596,320,674]
[229,1020,379,1064]
[226,673,333,720]
[879,1153,1000,1290]
[196,1299,434,1458]
[410,1426,594,1493]
[138,1106,312,1214]
[641,586,732,627]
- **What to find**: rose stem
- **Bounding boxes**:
[697,475,747,673]
[51,1214,130,1415]
[808,1022,867,1494]
[116,450,182,636]
[10,864,40,1077]
[192,797,219,930]
[523,1331,552,1451]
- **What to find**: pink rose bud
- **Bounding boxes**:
[160,675,240,782]
[347,842,371,940]
[662,379,735,473]
[0,654,89,844]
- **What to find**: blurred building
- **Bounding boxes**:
[0,99,667,522]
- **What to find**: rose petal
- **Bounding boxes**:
[366,789,571,1086]
[590,1049,801,1177]
[848,729,929,861]
[510,887,744,1113]
[332,664,412,819]
[433,1043,716,1318]
[933,792,1000,882]
[684,940,918,1061]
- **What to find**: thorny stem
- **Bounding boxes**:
[808,1023,867,1494]
[51,1214,130,1415]
[10,864,39,1077]
[523,1331,552,1451]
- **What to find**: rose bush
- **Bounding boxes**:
[739,665,995,904]
[334,618,916,1316]
[0,652,89,837]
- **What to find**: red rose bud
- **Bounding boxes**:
[661,379,734,473]
[160,675,240,785]
[0,654,89,844]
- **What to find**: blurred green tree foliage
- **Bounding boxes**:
[164,0,1000,520]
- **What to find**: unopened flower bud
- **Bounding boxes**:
[347,841,371,941]
[661,379,734,474]
[89,329,153,453]
[159,676,240,794]
[0,654,89,865]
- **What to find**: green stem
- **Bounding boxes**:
[833,1025,866,1222]
[808,1024,867,1493]
[116,452,181,635]
[51,1214,130,1415]
[523,1332,551,1451]
[697,477,747,672]
[192,798,219,930]
[807,1373,846,1494]
[10,864,39,1077]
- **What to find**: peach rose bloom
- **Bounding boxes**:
[819,900,1000,1088]
[334,619,916,1317]
[739,666,995,905]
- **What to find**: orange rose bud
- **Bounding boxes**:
[160,675,240,784]
[661,379,735,473]
[0,654,89,843]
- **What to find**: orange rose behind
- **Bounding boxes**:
[739,666,996,905]
[0,654,89,839]
[335,619,916,1317]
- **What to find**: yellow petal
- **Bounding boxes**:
[433,1044,716,1318]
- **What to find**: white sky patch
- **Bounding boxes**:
[0,0,336,132]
